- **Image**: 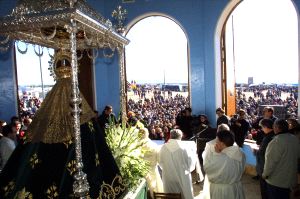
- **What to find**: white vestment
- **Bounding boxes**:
[142,139,163,198]
[202,143,245,199]
[158,139,198,199]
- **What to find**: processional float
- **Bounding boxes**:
[0,0,129,197]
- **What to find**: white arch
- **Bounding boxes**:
[125,13,192,104]
[214,0,242,110]
[125,12,190,46]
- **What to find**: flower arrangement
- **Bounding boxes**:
[105,124,150,190]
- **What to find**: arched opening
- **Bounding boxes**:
[15,42,54,118]
[217,0,299,119]
[125,15,190,139]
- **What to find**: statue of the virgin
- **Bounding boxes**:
[0,50,126,198]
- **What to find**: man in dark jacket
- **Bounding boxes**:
[252,106,277,145]
[97,105,117,136]
[216,107,230,127]
[256,119,275,199]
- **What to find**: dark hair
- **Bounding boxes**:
[274,119,289,133]
[287,118,300,129]
[10,116,19,124]
[2,125,13,136]
[104,105,113,111]
[185,107,192,113]
[264,106,274,114]
[199,114,210,125]
[259,119,273,129]
[217,130,234,147]
[239,109,246,115]
[216,107,225,114]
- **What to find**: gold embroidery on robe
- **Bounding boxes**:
[14,187,33,199]
[67,160,76,176]
[46,184,59,199]
[63,139,73,149]
[95,153,100,166]
[88,121,95,133]
[3,181,15,197]
[29,153,41,169]
[99,175,126,199]
[26,78,96,144]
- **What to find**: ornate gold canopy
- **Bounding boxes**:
[0,0,129,49]
[0,0,129,198]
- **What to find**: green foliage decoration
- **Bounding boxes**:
[105,125,150,190]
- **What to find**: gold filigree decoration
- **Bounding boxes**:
[95,153,100,166]
[46,184,59,199]
[88,121,95,133]
[67,160,76,176]
[26,55,96,144]
[63,139,73,149]
[99,175,126,199]
[3,181,15,197]
[14,188,33,199]
[29,153,41,169]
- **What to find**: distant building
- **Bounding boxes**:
[248,77,253,85]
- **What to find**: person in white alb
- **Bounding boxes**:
[203,129,245,199]
[158,129,198,199]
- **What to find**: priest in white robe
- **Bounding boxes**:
[158,129,198,199]
[139,128,163,198]
[202,129,246,199]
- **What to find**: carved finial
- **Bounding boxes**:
[112,6,127,34]
[68,0,78,8]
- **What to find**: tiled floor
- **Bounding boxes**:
[193,174,260,199]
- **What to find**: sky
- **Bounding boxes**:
[125,16,188,84]
[227,0,298,84]
[15,0,298,86]
[15,42,55,86]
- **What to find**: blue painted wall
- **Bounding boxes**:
[4,0,298,127]
[94,50,121,116]
[0,0,230,126]
[89,0,229,126]
[0,45,18,122]
[0,0,18,122]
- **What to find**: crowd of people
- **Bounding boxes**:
[0,83,300,198]
[127,87,190,140]
[237,84,298,120]
[18,92,42,119]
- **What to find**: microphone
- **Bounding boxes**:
[189,125,209,140]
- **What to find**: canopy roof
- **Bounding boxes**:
[0,0,129,49]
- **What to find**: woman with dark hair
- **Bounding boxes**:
[287,118,300,140]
